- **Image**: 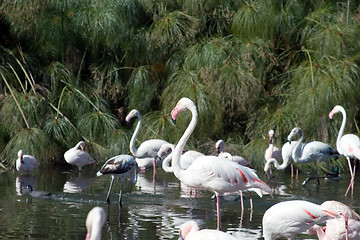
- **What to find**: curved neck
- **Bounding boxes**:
[291,131,304,163]
[264,158,288,171]
[162,145,174,173]
[172,104,198,180]
[336,108,347,151]
[129,112,141,156]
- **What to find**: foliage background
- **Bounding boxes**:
[1,0,359,173]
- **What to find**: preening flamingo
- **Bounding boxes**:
[308,201,360,240]
[96,154,137,206]
[126,109,169,177]
[216,140,252,168]
[178,220,237,240]
[262,200,338,240]
[170,97,272,230]
[85,206,106,240]
[64,141,96,171]
[16,150,39,172]
[287,127,340,185]
[329,105,360,197]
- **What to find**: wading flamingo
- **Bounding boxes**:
[171,97,271,230]
[287,127,340,185]
[262,200,338,240]
[329,105,360,197]
[64,141,96,171]
[16,150,39,172]
[216,140,252,168]
[126,109,169,177]
[178,220,237,240]
[85,206,106,240]
[96,154,137,206]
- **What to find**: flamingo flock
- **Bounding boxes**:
[10,99,360,240]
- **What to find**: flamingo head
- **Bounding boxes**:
[171,97,194,123]
[268,130,274,144]
[125,109,140,123]
[329,105,343,120]
[18,150,24,163]
[178,221,199,240]
[287,127,302,143]
[215,140,224,153]
[79,141,86,151]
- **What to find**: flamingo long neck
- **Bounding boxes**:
[162,145,174,173]
[336,108,347,152]
[129,112,142,156]
[264,157,288,171]
[172,104,198,181]
[291,130,304,163]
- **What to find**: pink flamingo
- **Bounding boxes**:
[126,109,169,178]
[287,127,340,185]
[178,220,237,240]
[96,154,137,206]
[329,105,360,197]
[308,205,360,240]
[64,141,96,171]
[216,139,252,168]
[171,97,272,230]
[264,130,282,177]
[16,150,39,172]
[262,200,338,240]
[85,206,106,240]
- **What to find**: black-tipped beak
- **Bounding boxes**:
[172,119,176,125]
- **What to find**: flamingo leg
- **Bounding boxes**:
[106,175,115,204]
[291,163,294,178]
[314,162,320,185]
[216,194,221,230]
[240,191,244,212]
[345,157,354,197]
[249,192,253,211]
[119,178,125,208]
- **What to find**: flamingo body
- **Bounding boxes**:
[16,150,38,172]
[96,154,137,205]
[216,140,252,168]
[262,200,338,240]
[64,141,96,171]
[179,220,237,240]
[308,218,360,240]
[171,97,271,229]
[85,206,106,240]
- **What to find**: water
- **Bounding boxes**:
[0,166,359,239]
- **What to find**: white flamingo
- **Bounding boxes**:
[262,200,338,240]
[170,97,272,230]
[64,141,96,171]
[329,105,360,197]
[216,139,252,168]
[96,154,137,206]
[85,206,106,240]
[126,109,169,177]
[287,127,340,185]
[178,220,237,240]
[264,130,282,177]
[16,150,39,172]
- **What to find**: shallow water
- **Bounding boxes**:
[0,165,359,239]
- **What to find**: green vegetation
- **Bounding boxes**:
[1,0,359,173]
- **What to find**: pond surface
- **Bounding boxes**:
[0,164,359,239]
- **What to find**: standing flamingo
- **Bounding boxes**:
[96,154,137,206]
[16,150,39,172]
[262,200,338,240]
[64,141,96,171]
[85,206,106,240]
[264,130,282,178]
[126,109,169,178]
[287,127,340,185]
[329,105,360,197]
[216,140,252,168]
[170,97,272,230]
[178,220,237,240]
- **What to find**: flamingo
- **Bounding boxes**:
[126,109,169,177]
[16,150,39,172]
[216,140,252,168]
[320,201,360,221]
[96,154,137,207]
[178,220,237,240]
[85,206,106,240]
[262,200,339,240]
[287,127,340,185]
[329,105,360,197]
[308,207,360,240]
[64,141,96,171]
[170,97,272,230]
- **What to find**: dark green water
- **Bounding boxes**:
[0,165,359,239]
